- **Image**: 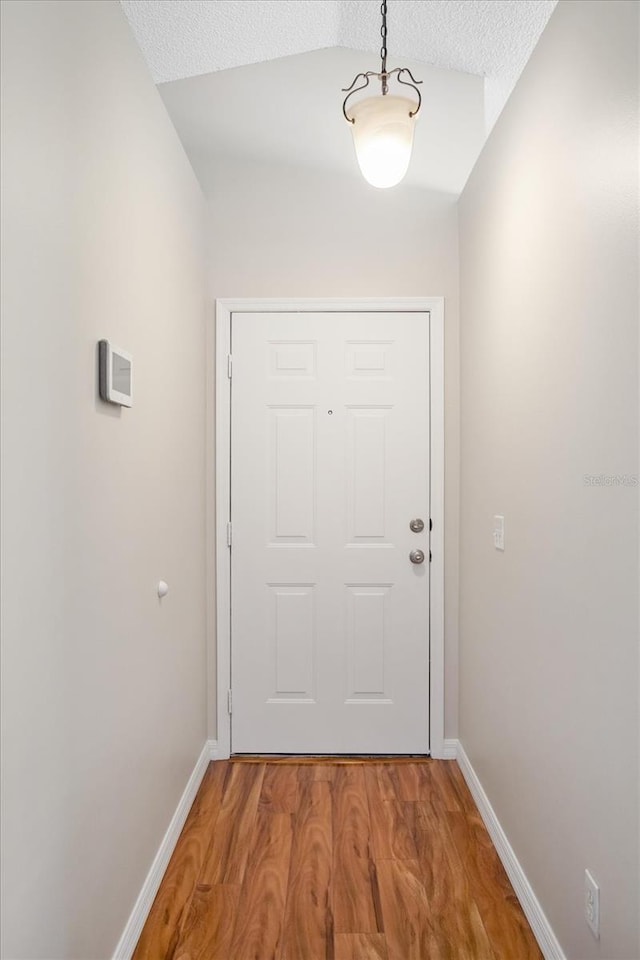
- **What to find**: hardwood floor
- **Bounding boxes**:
[133,759,543,960]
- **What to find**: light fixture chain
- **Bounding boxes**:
[380,0,388,94]
[341,0,422,137]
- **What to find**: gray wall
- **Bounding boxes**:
[0,1,207,957]
[203,156,461,740]
[458,2,639,958]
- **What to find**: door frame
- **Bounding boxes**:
[212,297,445,758]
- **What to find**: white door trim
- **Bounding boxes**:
[213,298,445,759]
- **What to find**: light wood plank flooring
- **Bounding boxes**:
[133,759,543,960]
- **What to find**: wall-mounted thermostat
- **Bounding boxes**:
[99,340,132,407]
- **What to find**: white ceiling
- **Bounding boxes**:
[158,47,485,196]
[121,0,558,197]
[121,0,557,129]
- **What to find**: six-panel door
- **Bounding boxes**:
[231,312,430,753]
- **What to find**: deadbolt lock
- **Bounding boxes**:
[409,518,425,533]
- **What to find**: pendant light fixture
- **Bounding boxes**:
[342,0,422,189]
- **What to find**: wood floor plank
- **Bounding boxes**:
[364,766,417,861]
[393,762,423,801]
[332,765,381,935]
[278,779,334,960]
[376,858,443,960]
[173,883,240,960]
[413,799,496,960]
[430,760,465,812]
[198,761,265,886]
[335,933,388,960]
[259,763,299,813]
[229,811,294,959]
[298,763,335,782]
[373,763,402,801]
[446,810,544,960]
[132,761,230,960]
[443,760,479,814]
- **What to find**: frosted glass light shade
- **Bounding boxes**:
[349,95,417,189]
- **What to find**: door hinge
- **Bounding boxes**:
[227,689,233,715]
[226,521,232,547]
[227,354,232,379]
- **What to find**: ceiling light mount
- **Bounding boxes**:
[342,0,422,188]
[342,66,422,125]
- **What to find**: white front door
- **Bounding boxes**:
[230,311,430,754]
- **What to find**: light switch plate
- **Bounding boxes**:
[584,869,600,939]
[493,515,505,551]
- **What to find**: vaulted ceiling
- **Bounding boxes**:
[120,1,559,197]
[121,0,557,129]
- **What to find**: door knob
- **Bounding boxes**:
[409,549,425,564]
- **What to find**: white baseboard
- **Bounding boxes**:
[112,739,218,959]
[442,738,458,760]
[455,741,566,960]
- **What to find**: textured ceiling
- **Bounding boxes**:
[121,0,557,129]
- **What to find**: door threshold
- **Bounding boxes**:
[230,754,433,764]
